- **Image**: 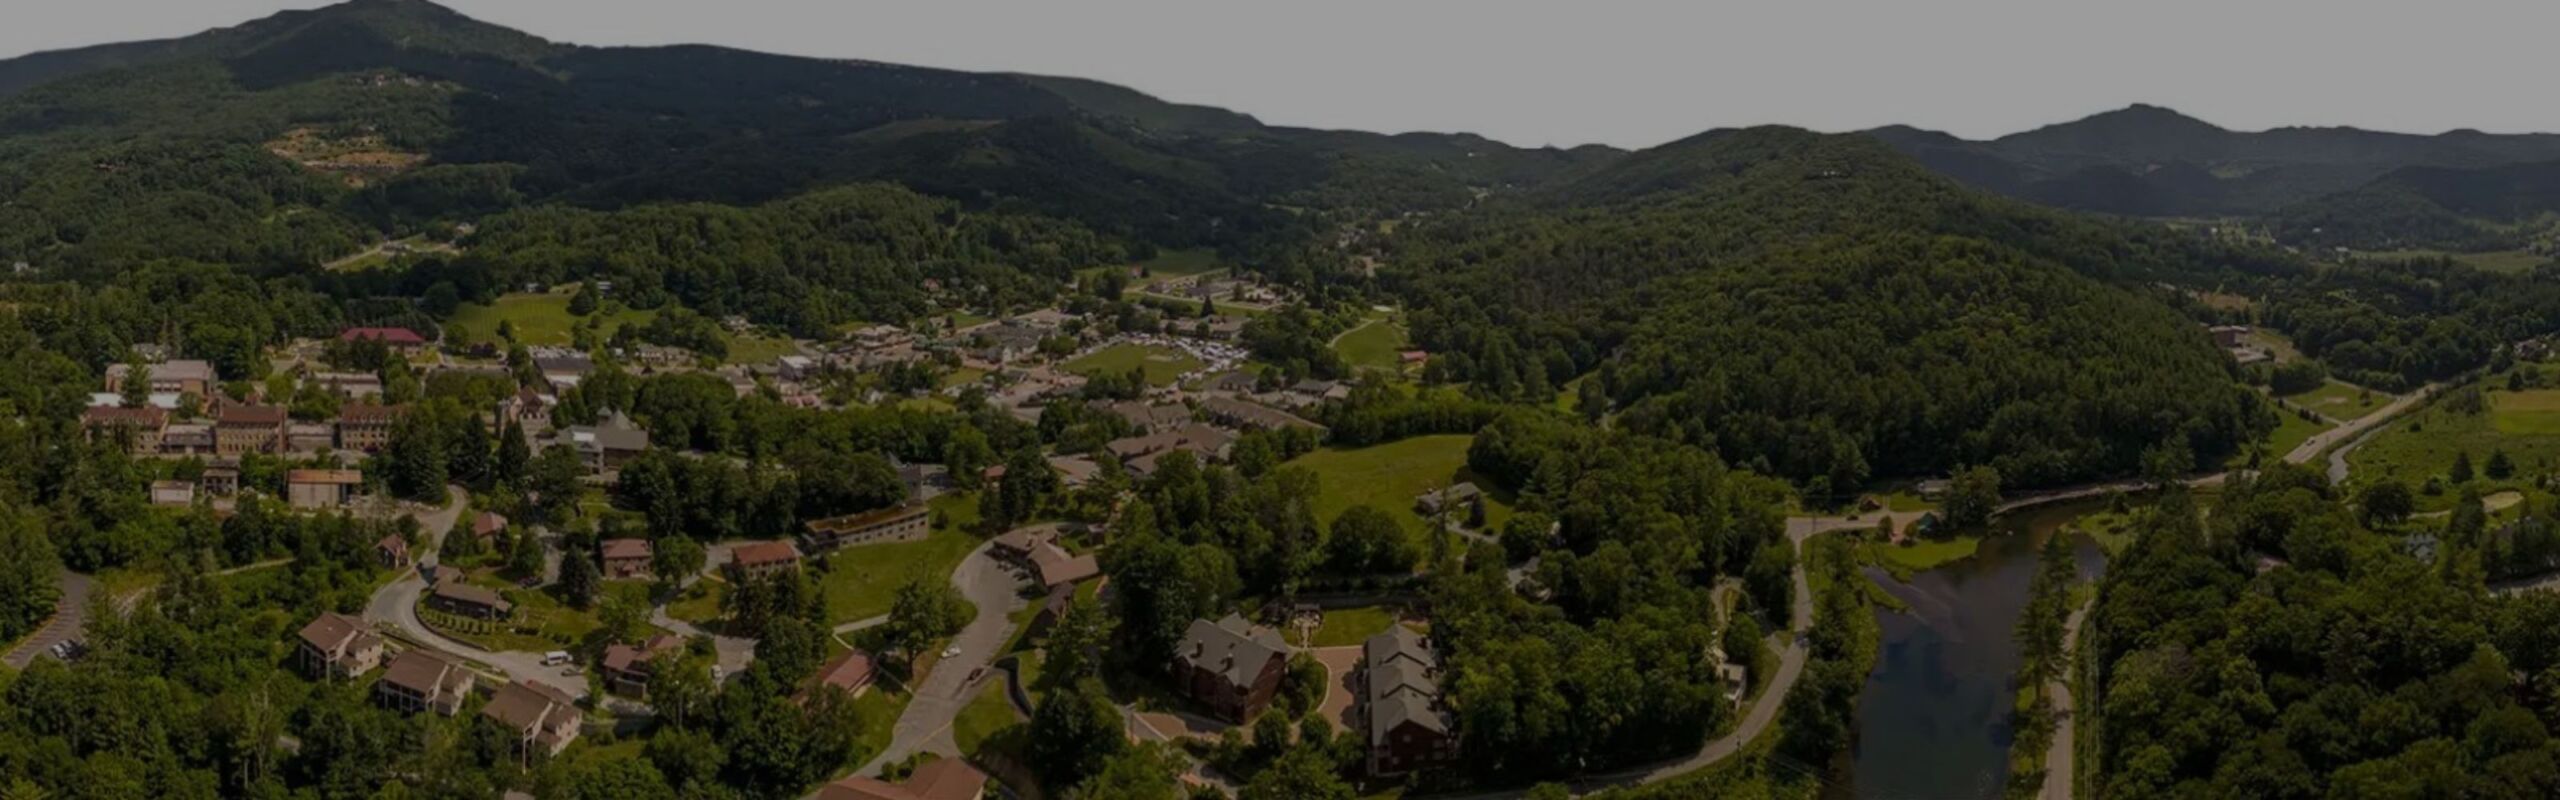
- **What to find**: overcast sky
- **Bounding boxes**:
[10,0,2560,149]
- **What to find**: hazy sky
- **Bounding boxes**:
[10,0,2560,149]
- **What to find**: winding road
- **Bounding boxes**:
[855,541,1028,776]
[359,486,597,701]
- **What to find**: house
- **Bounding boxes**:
[1048,455,1103,489]
[534,353,595,391]
[286,422,336,453]
[809,648,878,700]
[1199,397,1326,433]
[428,580,514,620]
[311,371,384,400]
[1414,483,1483,516]
[815,757,987,800]
[160,423,215,455]
[1171,423,1237,461]
[565,412,650,472]
[472,511,510,544]
[730,540,802,580]
[1207,371,1261,394]
[149,480,195,507]
[336,404,405,451]
[286,469,364,509]
[990,526,1059,564]
[340,327,429,353]
[295,612,384,681]
[1361,626,1456,775]
[1399,350,1430,368]
[802,504,931,552]
[216,404,290,456]
[601,634,686,697]
[1285,379,1352,407]
[852,324,913,352]
[199,464,239,496]
[1103,400,1192,433]
[104,359,216,396]
[601,538,653,580]
[1029,544,1101,590]
[482,680,583,756]
[1172,614,1290,722]
[2207,324,2251,348]
[376,534,412,569]
[1105,431,1183,462]
[376,649,475,715]
[81,406,168,455]
[498,388,552,430]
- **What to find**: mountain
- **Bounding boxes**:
[1387,127,2275,489]
[0,0,1613,268]
[2272,159,2560,251]
[1868,104,2560,218]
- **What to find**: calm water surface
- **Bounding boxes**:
[1840,502,2109,800]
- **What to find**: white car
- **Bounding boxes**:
[540,651,573,667]
[941,645,963,659]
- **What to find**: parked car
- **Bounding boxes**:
[540,651,573,667]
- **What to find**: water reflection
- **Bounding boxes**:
[1838,502,2110,799]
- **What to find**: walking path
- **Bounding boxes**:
[2041,602,2092,800]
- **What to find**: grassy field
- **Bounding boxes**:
[2350,386,2560,511]
[2363,249,2549,275]
[2246,328,2305,362]
[665,579,726,626]
[447,292,656,347]
[2281,380,2390,422]
[1064,343,1203,387]
[448,291,799,364]
[851,687,912,764]
[1860,535,1981,580]
[1334,316,1408,373]
[1135,248,1228,282]
[951,682,1023,757]
[2230,398,2336,468]
[1285,435,1513,536]
[1309,606,1399,647]
[820,493,983,627]
[724,333,801,366]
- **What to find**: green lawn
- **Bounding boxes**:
[851,688,912,764]
[2280,380,2390,422]
[447,292,656,348]
[665,579,726,627]
[1064,343,1203,387]
[2364,249,2550,275]
[820,493,983,626]
[2350,385,2560,511]
[1309,606,1399,648]
[2493,387,2560,435]
[1860,535,1981,580]
[950,682,1023,757]
[1334,316,1408,373]
[1134,248,1228,283]
[724,333,801,366]
[1555,374,1587,413]
[2231,397,2336,468]
[1285,435,1513,536]
[938,367,988,390]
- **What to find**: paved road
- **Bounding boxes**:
[648,602,757,680]
[360,487,594,700]
[2041,603,2092,800]
[856,542,1027,776]
[2,572,92,668]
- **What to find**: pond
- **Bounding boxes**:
[1838,501,2111,799]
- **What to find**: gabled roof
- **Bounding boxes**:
[1363,625,1435,671]
[341,327,427,345]
[380,649,467,695]
[1371,688,1451,739]
[601,538,652,561]
[431,580,512,612]
[219,404,290,425]
[286,469,364,485]
[1177,614,1288,689]
[482,679,578,730]
[732,540,801,568]
[297,612,376,654]
[337,404,407,424]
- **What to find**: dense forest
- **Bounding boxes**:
[2086,467,2560,797]
[1384,128,2276,491]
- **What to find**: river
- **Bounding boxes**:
[1837,501,2112,799]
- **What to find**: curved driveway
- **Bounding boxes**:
[856,542,1027,776]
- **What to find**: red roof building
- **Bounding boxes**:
[340,327,428,347]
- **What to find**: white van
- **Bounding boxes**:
[540,651,573,667]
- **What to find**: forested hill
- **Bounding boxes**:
[0,0,1612,270]
[2272,159,2560,251]
[1868,104,2560,217]
[1385,127,2275,492]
